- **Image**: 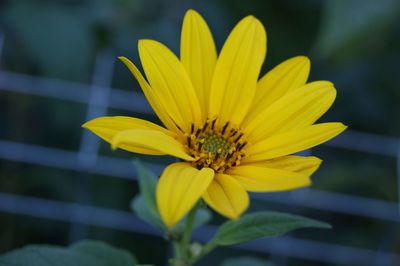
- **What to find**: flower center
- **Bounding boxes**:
[186,118,247,173]
[202,134,230,157]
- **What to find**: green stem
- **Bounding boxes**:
[180,202,200,261]
[170,202,200,265]
[172,241,182,260]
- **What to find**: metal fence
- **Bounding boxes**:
[1,40,400,265]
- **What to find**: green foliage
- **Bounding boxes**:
[131,160,165,231]
[131,195,165,230]
[210,212,331,246]
[0,240,137,266]
[133,161,159,220]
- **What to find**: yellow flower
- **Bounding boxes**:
[83,10,346,228]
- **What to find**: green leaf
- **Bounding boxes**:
[131,195,165,231]
[211,211,331,246]
[132,160,166,230]
[133,160,158,217]
[221,257,274,266]
[70,241,136,265]
[0,240,137,266]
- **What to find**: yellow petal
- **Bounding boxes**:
[156,163,214,228]
[228,156,321,192]
[208,16,266,126]
[202,174,249,220]
[259,155,322,176]
[118,57,180,134]
[245,123,347,162]
[181,9,217,116]
[139,40,202,132]
[83,116,176,155]
[111,129,194,160]
[246,56,310,119]
[243,81,336,143]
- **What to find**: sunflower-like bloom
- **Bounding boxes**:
[83,10,346,228]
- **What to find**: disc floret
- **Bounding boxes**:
[186,118,247,172]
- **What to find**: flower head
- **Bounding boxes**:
[83,10,346,228]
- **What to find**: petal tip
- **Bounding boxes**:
[111,134,122,150]
[110,142,118,151]
[81,122,89,129]
[185,9,200,17]
[248,17,267,43]
[118,56,128,62]
[296,55,310,61]
[337,123,348,130]
[296,55,311,67]
[248,16,265,29]
[228,207,247,220]
[138,39,158,48]
[241,15,263,28]
[307,156,323,166]
[81,119,96,130]
[245,15,257,20]
[230,211,243,220]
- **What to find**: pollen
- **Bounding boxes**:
[186,118,247,173]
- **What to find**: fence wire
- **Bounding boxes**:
[0,47,399,265]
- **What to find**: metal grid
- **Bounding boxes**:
[1,42,400,265]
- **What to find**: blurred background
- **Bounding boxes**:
[0,0,399,265]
